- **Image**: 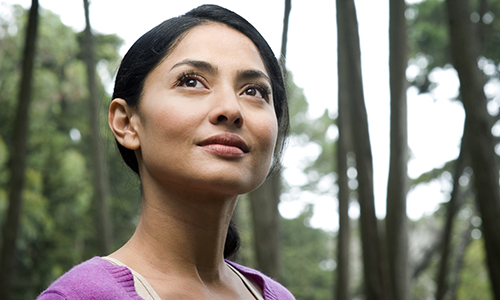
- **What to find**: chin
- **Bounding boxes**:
[197,170,268,196]
[210,178,264,196]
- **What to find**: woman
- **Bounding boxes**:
[38,4,293,300]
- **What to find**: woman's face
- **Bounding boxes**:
[131,23,278,195]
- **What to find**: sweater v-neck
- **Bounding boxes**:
[102,256,264,300]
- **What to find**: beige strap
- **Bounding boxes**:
[226,263,265,300]
[102,256,161,300]
[102,256,263,300]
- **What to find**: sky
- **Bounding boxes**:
[1,0,466,231]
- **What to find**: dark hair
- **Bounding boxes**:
[112,4,289,258]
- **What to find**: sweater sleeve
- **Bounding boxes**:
[37,257,143,300]
[225,260,295,300]
[37,291,67,300]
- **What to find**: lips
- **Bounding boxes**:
[198,133,249,157]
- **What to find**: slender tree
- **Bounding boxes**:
[248,0,291,280]
[0,1,39,299]
[386,0,409,299]
[336,0,390,299]
[248,173,282,279]
[335,10,352,297]
[279,0,291,67]
[435,122,468,300]
[448,216,474,300]
[82,0,112,254]
[445,0,500,298]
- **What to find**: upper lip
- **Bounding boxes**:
[198,133,250,153]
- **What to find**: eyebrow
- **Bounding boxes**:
[170,59,218,74]
[237,69,271,85]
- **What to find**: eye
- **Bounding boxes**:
[181,78,204,88]
[245,87,261,97]
[176,72,207,89]
[242,84,271,101]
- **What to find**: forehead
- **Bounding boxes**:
[160,22,268,74]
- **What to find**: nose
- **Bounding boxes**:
[208,89,244,127]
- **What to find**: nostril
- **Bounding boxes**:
[217,115,228,122]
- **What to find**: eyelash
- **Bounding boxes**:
[175,71,206,87]
[175,71,272,101]
[244,83,272,101]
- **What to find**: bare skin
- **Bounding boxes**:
[108,23,277,299]
[109,190,252,299]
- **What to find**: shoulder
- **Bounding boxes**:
[37,257,141,300]
[226,260,295,300]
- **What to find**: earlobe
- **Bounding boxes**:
[108,98,141,150]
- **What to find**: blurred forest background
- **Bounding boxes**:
[1,0,500,299]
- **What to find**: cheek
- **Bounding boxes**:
[249,116,278,188]
[140,105,198,156]
[266,122,279,154]
[148,101,200,133]
[253,113,279,158]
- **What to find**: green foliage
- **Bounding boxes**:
[271,70,337,298]
[410,159,454,187]
[406,198,497,299]
[408,0,450,66]
[233,195,336,299]
[281,206,334,300]
[229,195,259,271]
[285,71,336,193]
[77,30,123,62]
[457,238,493,299]
[37,10,79,70]
[472,0,500,67]
[407,0,500,93]
[407,2,500,295]
[0,4,333,300]
[407,0,451,93]
[0,5,130,299]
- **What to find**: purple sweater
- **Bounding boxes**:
[37,257,295,299]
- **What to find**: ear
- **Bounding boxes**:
[108,98,141,150]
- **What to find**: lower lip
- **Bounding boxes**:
[200,144,246,158]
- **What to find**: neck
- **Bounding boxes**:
[111,177,238,283]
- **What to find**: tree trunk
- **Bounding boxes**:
[248,0,291,280]
[435,122,468,300]
[248,172,282,279]
[83,0,112,255]
[335,20,352,298]
[477,0,488,54]
[0,1,39,299]
[386,0,409,299]
[336,1,390,299]
[279,0,292,67]
[445,0,500,298]
[449,217,474,300]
